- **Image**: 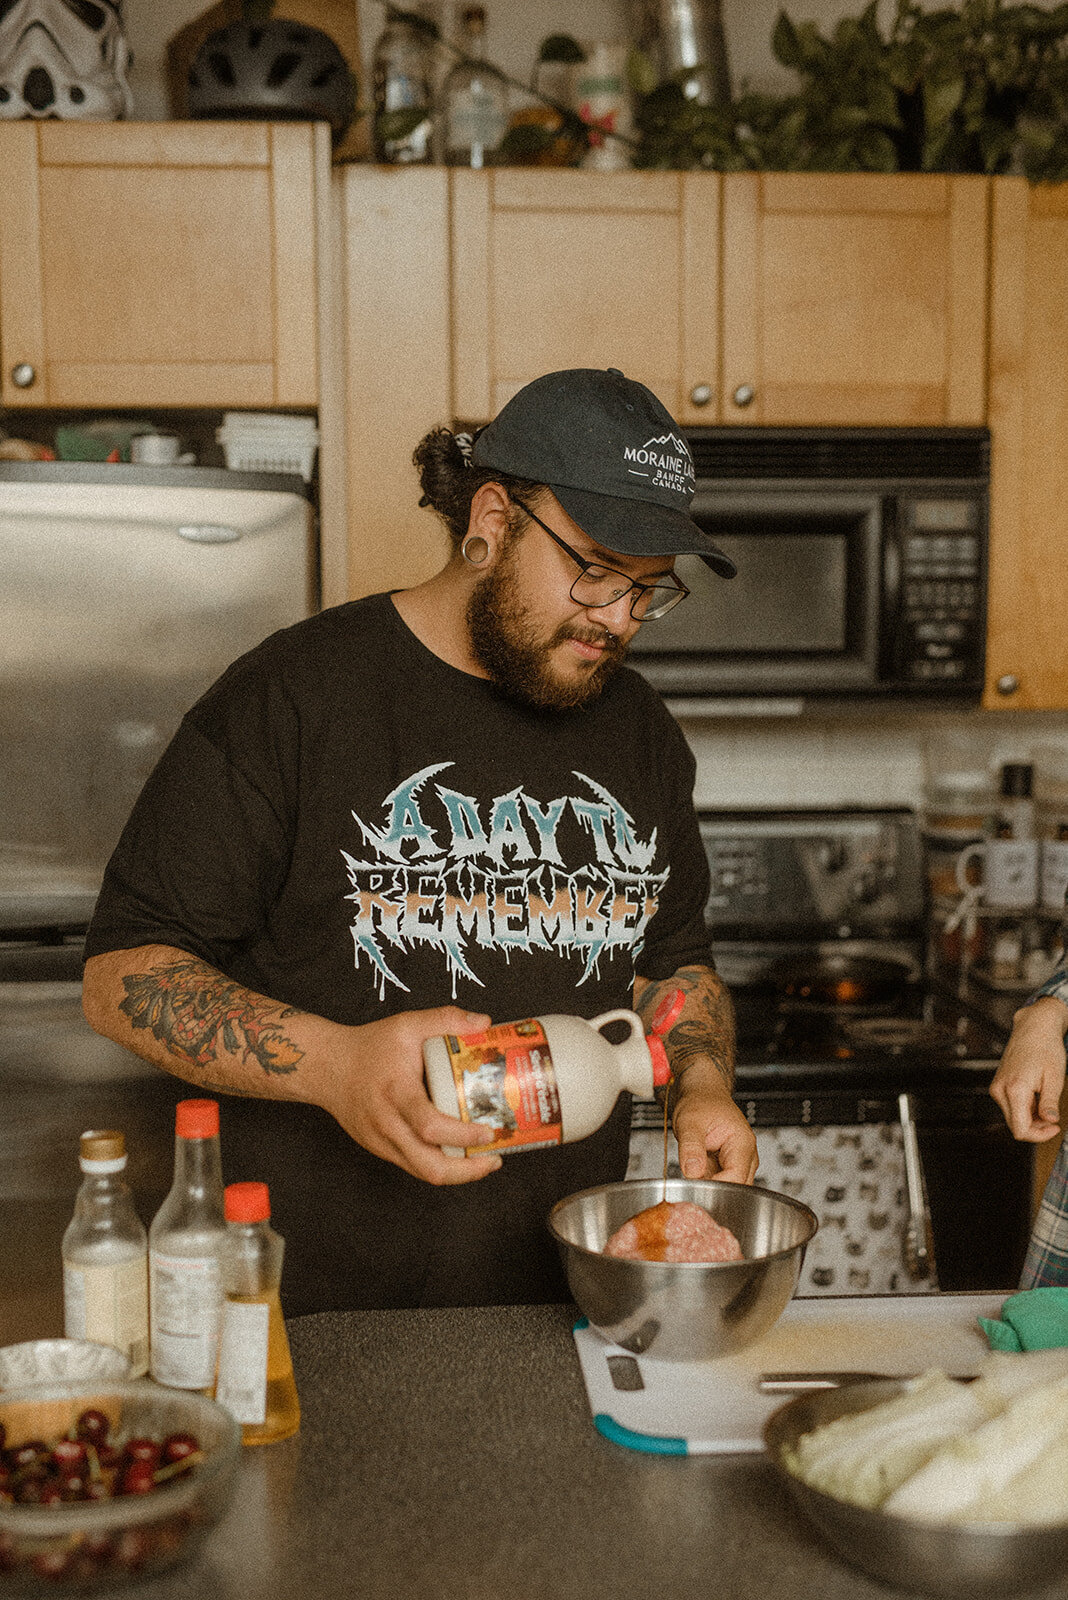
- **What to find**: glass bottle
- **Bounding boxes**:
[62,1130,148,1377]
[214,1182,300,1446]
[371,9,434,164]
[149,1099,226,1391]
[441,5,508,169]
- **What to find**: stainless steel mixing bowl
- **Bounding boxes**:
[764,1379,1068,1597]
[547,1178,818,1361]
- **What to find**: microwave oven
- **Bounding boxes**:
[627,427,989,703]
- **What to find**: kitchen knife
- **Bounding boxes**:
[758,1371,979,1393]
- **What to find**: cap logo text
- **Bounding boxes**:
[623,433,695,497]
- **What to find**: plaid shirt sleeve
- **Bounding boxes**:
[1018,889,1068,1286]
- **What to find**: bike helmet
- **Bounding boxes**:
[187,18,356,145]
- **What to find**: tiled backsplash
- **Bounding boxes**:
[678,708,1068,812]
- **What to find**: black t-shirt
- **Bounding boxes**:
[86,593,714,1311]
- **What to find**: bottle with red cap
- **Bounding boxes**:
[422,990,683,1157]
[148,1099,227,1391]
[214,1182,300,1445]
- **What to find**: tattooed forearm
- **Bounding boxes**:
[119,959,304,1077]
[635,965,736,1093]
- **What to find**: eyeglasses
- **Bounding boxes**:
[511,499,690,621]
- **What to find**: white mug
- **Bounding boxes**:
[955,838,1039,909]
[131,432,180,466]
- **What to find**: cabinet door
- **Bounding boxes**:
[985,179,1068,711]
[0,122,323,409]
[450,169,718,424]
[719,173,989,426]
[337,166,453,600]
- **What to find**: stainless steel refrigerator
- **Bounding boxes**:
[0,461,317,1337]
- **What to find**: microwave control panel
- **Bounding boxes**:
[891,496,985,687]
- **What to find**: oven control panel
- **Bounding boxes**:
[699,809,923,935]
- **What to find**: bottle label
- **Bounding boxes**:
[215,1301,270,1425]
[1041,839,1068,911]
[447,92,506,156]
[443,1019,562,1152]
[150,1251,222,1389]
[63,1258,148,1377]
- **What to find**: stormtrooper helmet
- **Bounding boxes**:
[0,0,134,121]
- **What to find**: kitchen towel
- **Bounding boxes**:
[978,1288,1068,1351]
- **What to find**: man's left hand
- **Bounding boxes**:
[672,1063,758,1184]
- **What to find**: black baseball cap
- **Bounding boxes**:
[471,367,736,578]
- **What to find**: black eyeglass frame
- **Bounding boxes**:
[510,498,690,621]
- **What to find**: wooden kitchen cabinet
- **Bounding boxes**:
[720,173,989,426]
[447,169,989,429]
[0,121,327,410]
[985,179,1068,711]
[449,168,713,425]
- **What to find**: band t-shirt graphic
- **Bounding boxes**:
[342,764,669,1001]
[86,593,714,1311]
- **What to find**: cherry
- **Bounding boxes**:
[161,1432,200,1464]
[118,1460,156,1496]
[123,1437,160,1468]
[7,1440,48,1471]
[51,1438,87,1471]
[75,1408,110,1445]
[59,1470,88,1500]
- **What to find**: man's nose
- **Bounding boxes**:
[586,591,638,635]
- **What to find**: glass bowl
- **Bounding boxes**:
[0,1379,240,1592]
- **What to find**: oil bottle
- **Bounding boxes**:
[215,1181,300,1446]
[62,1129,149,1377]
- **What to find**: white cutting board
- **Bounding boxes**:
[574,1292,1005,1455]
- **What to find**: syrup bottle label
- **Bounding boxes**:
[443,1019,562,1151]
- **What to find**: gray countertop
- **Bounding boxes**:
[59,1302,1051,1600]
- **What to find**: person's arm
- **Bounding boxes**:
[989,990,1068,1143]
[633,965,758,1184]
[82,944,502,1185]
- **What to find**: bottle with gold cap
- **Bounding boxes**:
[149,1099,227,1391]
[62,1129,149,1377]
[214,1181,300,1445]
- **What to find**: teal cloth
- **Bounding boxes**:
[978,1287,1068,1351]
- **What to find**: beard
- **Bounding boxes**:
[466,547,629,712]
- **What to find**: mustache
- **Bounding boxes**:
[555,623,628,658]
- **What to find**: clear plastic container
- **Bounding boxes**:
[149,1099,227,1391]
[62,1129,149,1377]
[214,1182,300,1446]
[371,10,434,163]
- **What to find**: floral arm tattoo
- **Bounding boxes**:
[119,958,304,1078]
[635,964,736,1101]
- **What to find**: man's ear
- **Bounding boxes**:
[466,480,514,564]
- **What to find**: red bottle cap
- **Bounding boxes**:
[175,1099,219,1139]
[225,1181,270,1223]
[646,1034,672,1087]
[649,987,686,1037]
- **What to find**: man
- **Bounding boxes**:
[82,367,758,1312]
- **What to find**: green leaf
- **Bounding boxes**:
[627,45,659,98]
[374,107,430,143]
[772,12,804,69]
[538,33,586,65]
[923,74,965,127]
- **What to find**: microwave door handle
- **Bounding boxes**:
[883,521,901,615]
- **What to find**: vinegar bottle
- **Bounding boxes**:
[62,1130,149,1376]
[215,1182,300,1446]
[423,991,683,1157]
[149,1099,226,1391]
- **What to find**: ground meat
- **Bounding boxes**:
[603,1200,744,1263]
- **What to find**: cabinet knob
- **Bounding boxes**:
[11,362,36,389]
[995,673,1019,697]
[689,382,713,407]
[732,383,755,408]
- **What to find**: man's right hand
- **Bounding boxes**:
[321,1006,505,1185]
[989,995,1068,1142]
